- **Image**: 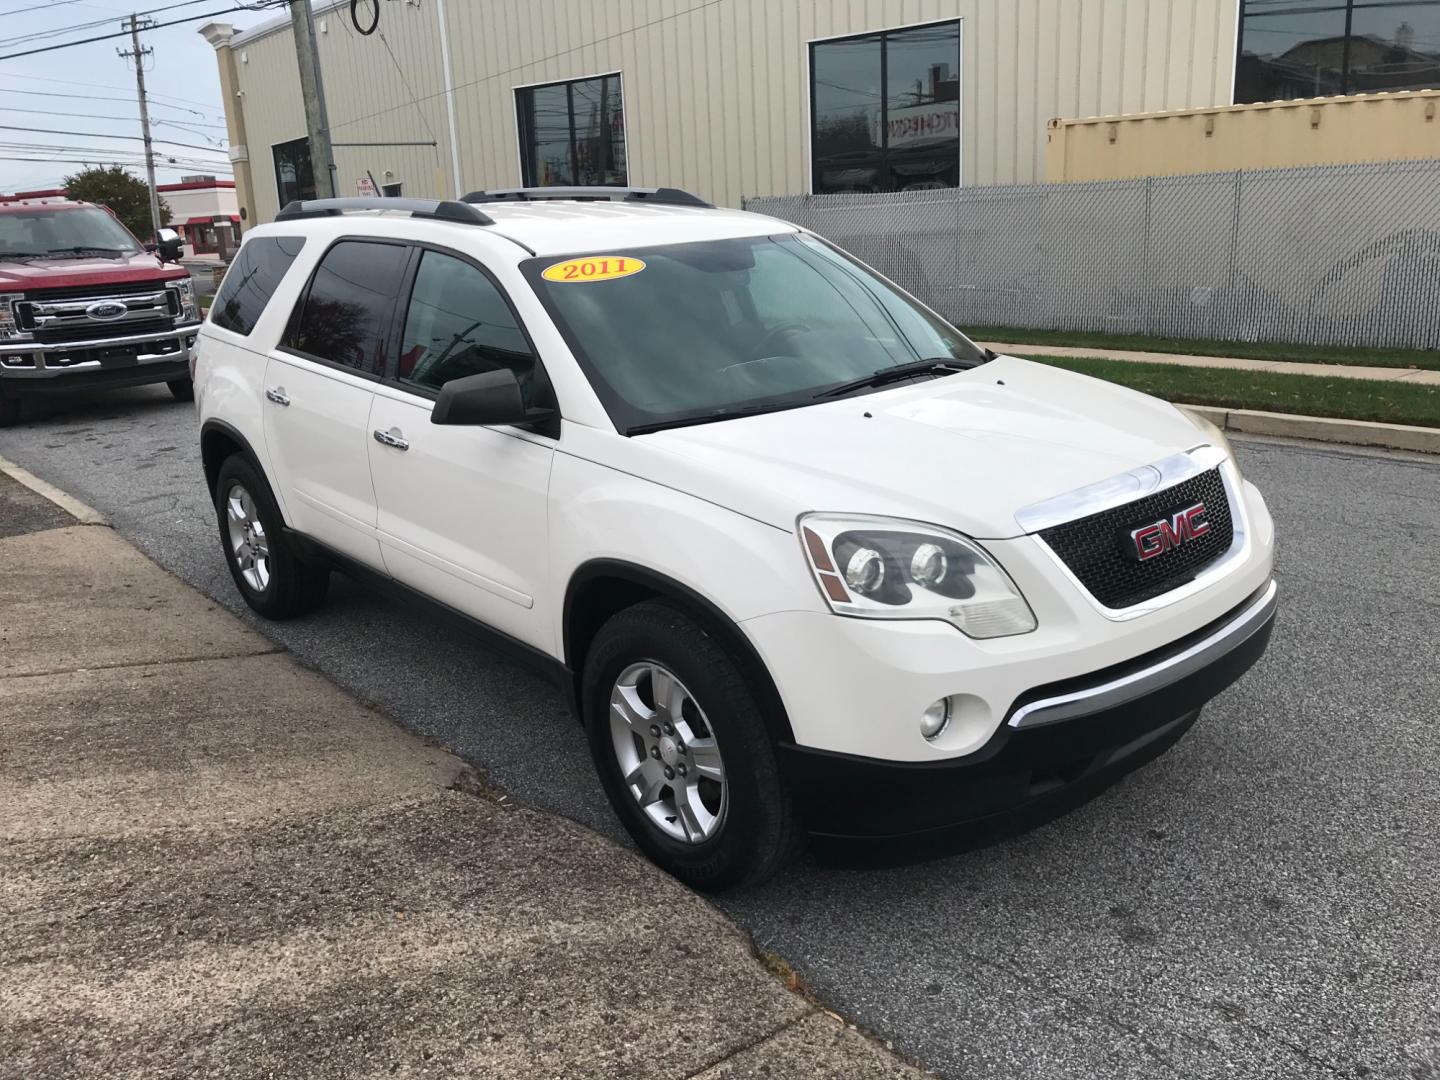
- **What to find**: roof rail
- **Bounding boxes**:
[461,186,713,209]
[274,197,495,226]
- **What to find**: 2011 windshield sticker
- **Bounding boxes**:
[541,256,646,283]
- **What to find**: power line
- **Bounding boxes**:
[0,85,222,119]
[0,103,225,129]
[0,0,235,47]
[0,0,99,18]
[0,123,228,155]
[0,74,226,112]
[0,3,284,61]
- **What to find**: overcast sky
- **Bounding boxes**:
[0,0,279,194]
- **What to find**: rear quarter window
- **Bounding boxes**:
[209,235,307,336]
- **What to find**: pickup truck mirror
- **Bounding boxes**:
[432,368,534,426]
[157,237,184,263]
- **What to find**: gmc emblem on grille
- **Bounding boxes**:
[1127,502,1211,562]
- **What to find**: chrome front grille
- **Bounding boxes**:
[15,288,179,343]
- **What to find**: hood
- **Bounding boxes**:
[632,356,1210,539]
[0,250,185,292]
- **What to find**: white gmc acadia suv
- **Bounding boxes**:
[194,189,1277,890]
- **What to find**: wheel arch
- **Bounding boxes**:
[563,559,796,746]
[201,419,266,501]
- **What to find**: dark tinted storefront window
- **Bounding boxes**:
[810,20,960,194]
[516,74,627,187]
[210,236,306,337]
[272,137,316,207]
[1237,0,1440,102]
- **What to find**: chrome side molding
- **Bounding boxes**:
[1007,578,1278,730]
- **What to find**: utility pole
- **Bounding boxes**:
[118,14,163,244]
[288,0,337,199]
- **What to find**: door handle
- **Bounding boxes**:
[265,386,290,407]
[372,427,409,451]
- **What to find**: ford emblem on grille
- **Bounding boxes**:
[86,300,129,321]
[1127,502,1211,562]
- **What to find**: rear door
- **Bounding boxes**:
[367,245,556,651]
[263,237,410,569]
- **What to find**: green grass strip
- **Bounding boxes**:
[966,325,1440,372]
[1025,355,1440,430]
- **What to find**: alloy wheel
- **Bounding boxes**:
[609,661,728,844]
[224,482,271,593]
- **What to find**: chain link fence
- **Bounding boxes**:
[744,158,1440,350]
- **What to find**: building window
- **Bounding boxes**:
[273,137,316,207]
[516,73,627,187]
[381,182,403,197]
[1236,0,1440,103]
[809,20,961,195]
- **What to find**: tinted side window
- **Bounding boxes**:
[290,240,409,375]
[210,236,306,336]
[397,251,535,393]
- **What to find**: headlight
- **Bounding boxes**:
[799,513,1037,639]
[1179,407,1240,478]
[166,277,198,323]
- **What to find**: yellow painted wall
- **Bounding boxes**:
[1046,90,1440,182]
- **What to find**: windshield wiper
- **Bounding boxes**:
[48,246,127,257]
[0,251,51,260]
[626,400,811,436]
[815,357,977,400]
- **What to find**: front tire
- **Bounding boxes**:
[167,376,194,402]
[214,454,328,619]
[582,601,801,891]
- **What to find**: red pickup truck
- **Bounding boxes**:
[0,198,202,426]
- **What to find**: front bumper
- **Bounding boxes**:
[779,579,1276,852]
[0,326,198,396]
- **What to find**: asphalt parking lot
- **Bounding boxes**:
[3,385,1437,1080]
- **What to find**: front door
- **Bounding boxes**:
[367,247,555,651]
[263,237,411,569]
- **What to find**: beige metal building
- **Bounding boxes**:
[200,0,1440,225]
[203,0,1240,223]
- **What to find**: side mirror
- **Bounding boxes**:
[432,368,538,426]
[158,237,184,263]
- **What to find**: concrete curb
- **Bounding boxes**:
[0,454,107,524]
[1181,405,1440,455]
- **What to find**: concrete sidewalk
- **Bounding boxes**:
[0,472,926,1080]
[980,340,1440,385]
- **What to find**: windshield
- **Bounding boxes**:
[523,233,985,433]
[0,207,143,260]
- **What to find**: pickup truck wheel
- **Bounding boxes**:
[214,454,328,619]
[167,377,194,402]
[583,601,802,891]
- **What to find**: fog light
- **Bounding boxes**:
[920,698,950,740]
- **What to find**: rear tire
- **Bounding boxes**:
[167,376,194,402]
[582,600,802,891]
[214,454,328,619]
